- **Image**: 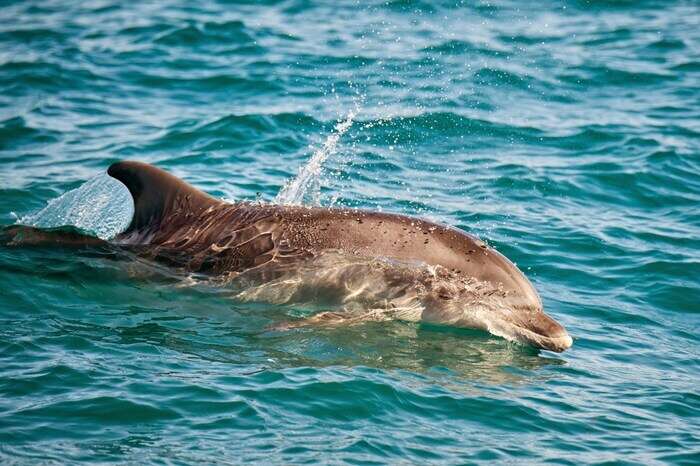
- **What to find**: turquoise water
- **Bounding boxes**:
[1,0,699,463]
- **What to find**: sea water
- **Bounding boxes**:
[0,1,698,464]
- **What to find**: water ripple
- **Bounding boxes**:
[1,0,699,463]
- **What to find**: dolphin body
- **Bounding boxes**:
[4,161,573,352]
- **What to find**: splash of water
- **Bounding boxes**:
[21,173,134,240]
[275,109,358,206]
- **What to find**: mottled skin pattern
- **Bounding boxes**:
[110,162,536,297]
[3,161,572,351]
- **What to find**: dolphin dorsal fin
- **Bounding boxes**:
[107,161,220,235]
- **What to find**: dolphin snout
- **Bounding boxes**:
[521,311,572,352]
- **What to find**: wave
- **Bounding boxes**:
[154,21,256,47]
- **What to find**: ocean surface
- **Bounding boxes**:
[1,0,699,463]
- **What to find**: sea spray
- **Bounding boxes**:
[21,173,134,240]
[275,108,358,206]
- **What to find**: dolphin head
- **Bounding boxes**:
[475,248,573,352]
[426,242,572,352]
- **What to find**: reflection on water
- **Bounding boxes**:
[256,322,565,386]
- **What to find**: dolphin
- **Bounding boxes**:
[3,161,572,352]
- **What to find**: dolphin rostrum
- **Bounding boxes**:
[5,161,573,352]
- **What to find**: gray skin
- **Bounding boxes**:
[3,161,572,351]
